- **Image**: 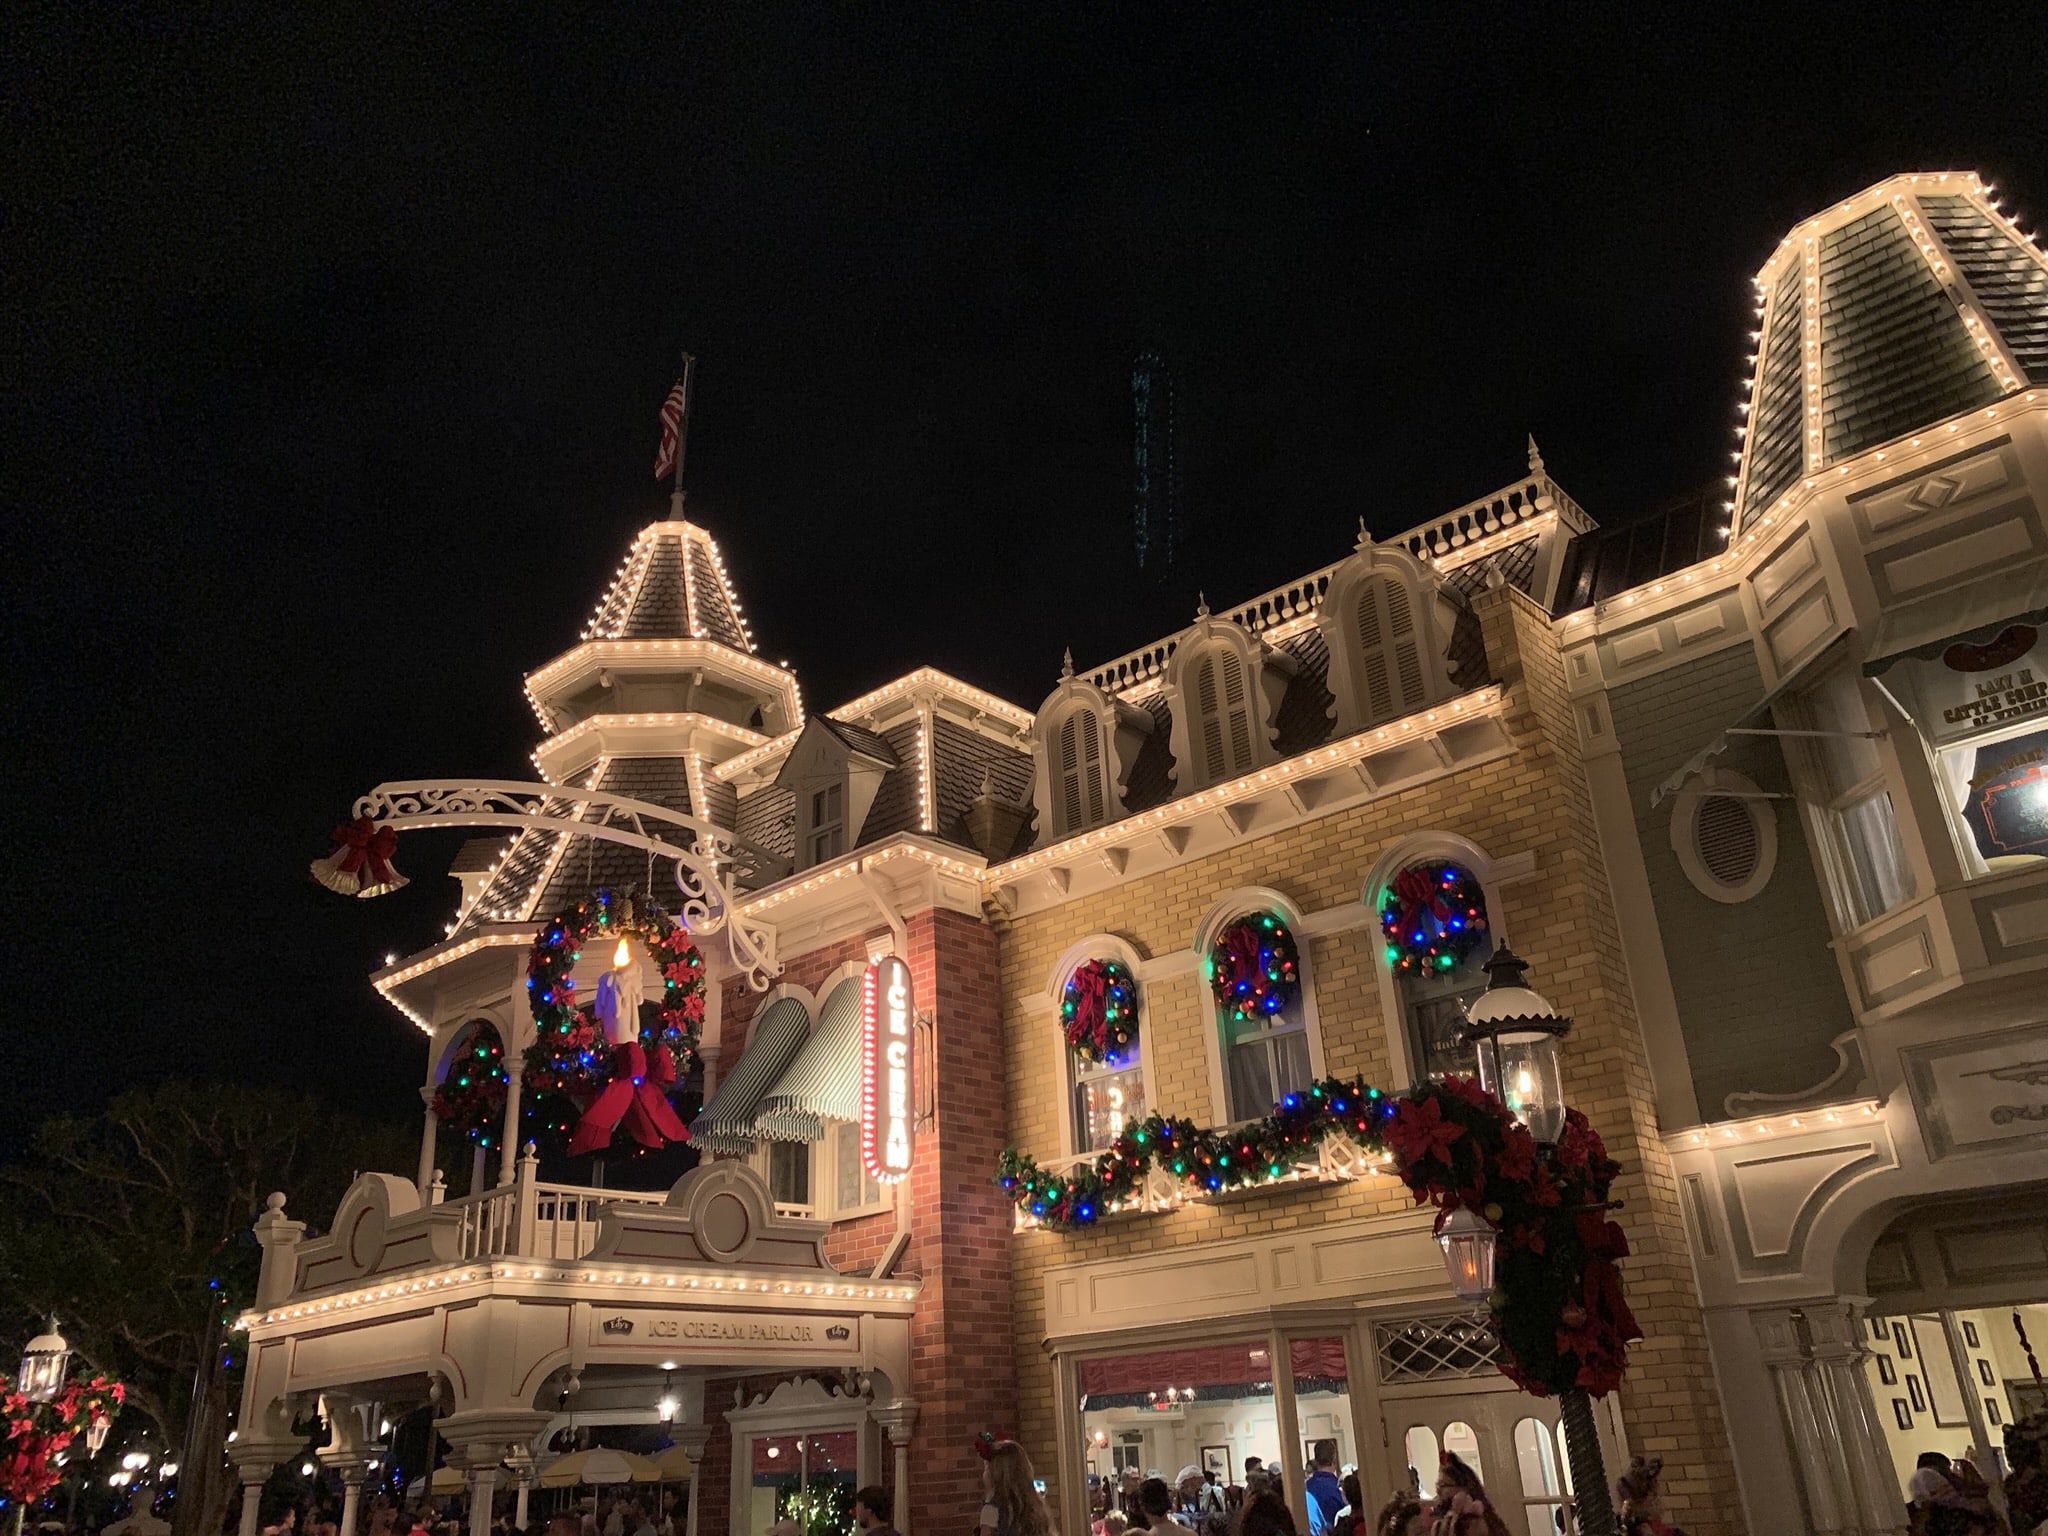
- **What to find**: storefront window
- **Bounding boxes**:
[1862,1303,2048,1494]
[1941,724,2048,871]
[1078,1339,1353,1522]
[745,1429,858,1536]
[1511,1417,1571,1534]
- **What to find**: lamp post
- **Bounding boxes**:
[18,1319,72,1404]
[1453,945,1618,1536]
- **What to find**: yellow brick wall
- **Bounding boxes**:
[991,587,1744,1536]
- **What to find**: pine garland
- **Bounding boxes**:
[995,1073,1640,1398]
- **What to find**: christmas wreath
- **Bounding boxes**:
[1063,959,1139,1065]
[431,1022,510,1147]
[1207,913,1300,1025]
[995,1073,1638,1399]
[522,888,706,1157]
[1379,862,1488,975]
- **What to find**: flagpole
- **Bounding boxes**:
[670,352,696,518]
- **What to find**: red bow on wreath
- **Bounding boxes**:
[565,1040,689,1156]
[310,816,409,898]
[1390,866,1450,933]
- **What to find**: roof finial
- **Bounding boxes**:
[977,767,997,800]
[1195,591,1210,620]
[1526,434,1545,475]
[1060,647,1074,680]
[1355,516,1374,553]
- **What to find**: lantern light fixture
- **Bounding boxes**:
[19,1317,72,1403]
[1434,1205,1498,1303]
[1458,944,1571,1146]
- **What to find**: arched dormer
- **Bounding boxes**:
[1320,531,1462,735]
[1030,661,1156,841]
[1163,607,1297,792]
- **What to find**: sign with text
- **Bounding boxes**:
[1880,624,2048,748]
[585,1310,860,1353]
[861,955,916,1184]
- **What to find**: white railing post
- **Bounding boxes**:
[511,1143,539,1256]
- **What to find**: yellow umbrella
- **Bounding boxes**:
[648,1446,694,1481]
[539,1449,660,1488]
[406,1467,469,1497]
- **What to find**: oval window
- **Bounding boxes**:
[1670,771,1778,903]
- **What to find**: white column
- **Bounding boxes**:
[340,1476,365,1536]
[513,1480,531,1529]
[1754,1307,1847,1534]
[237,1475,268,1536]
[498,1057,525,1186]
[870,1403,919,1536]
[1808,1302,1907,1536]
[471,1143,490,1195]
[468,1467,499,1536]
[418,1087,441,1196]
[673,1424,712,1536]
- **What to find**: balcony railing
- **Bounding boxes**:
[423,1154,672,1264]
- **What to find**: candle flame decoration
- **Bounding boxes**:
[613,937,633,969]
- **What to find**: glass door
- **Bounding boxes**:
[1384,1395,1572,1536]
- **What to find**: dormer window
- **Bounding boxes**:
[1321,535,1462,736]
[808,783,846,863]
[1053,707,1108,836]
[1192,648,1256,781]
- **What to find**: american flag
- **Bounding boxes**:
[654,376,689,480]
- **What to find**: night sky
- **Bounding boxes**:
[7,6,2044,1137]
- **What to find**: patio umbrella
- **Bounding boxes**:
[538,1449,659,1488]
[648,1446,693,1481]
[406,1467,470,1497]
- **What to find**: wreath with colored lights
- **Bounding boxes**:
[1063,958,1139,1065]
[521,888,706,1156]
[1378,862,1489,975]
[994,1075,1639,1399]
[1207,913,1300,1025]
[431,1022,510,1146]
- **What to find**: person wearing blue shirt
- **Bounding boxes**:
[1302,1442,1344,1536]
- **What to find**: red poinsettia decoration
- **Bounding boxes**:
[2,1372,125,1507]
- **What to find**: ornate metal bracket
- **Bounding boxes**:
[348,779,785,988]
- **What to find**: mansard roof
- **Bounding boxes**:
[579,519,755,652]
[1734,171,2048,533]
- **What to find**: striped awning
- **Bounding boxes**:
[690,997,812,1156]
[754,977,866,1143]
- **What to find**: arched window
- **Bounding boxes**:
[1052,706,1108,836]
[1061,958,1145,1153]
[1209,909,1313,1120]
[1354,576,1427,726]
[1193,648,1256,783]
[1371,853,1499,1084]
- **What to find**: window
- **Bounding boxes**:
[832,1120,883,1215]
[1670,772,1779,902]
[1054,707,1109,836]
[807,782,845,864]
[1193,649,1256,783]
[1071,1046,1145,1154]
[1223,1000,1310,1121]
[1789,672,1912,925]
[767,1139,811,1213]
[1402,954,1486,1083]
[1354,577,1426,726]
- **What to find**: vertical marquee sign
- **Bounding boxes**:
[861,955,916,1183]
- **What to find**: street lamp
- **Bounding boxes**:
[19,1319,72,1403]
[1458,945,1569,1146]
[1452,945,1620,1536]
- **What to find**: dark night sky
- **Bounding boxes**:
[5,5,2044,1137]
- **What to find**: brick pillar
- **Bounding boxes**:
[901,907,1016,1536]
[1473,586,1745,1536]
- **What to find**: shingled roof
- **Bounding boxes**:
[579,521,754,652]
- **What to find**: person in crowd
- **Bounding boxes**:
[1127,1479,1176,1536]
[1175,1467,1222,1527]
[1101,1512,1130,1536]
[1429,1454,1509,1536]
[601,1500,625,1536]
[1911,1453,1958,1507]
[978,1439,1057,1536]
[1371,1495,1426,1536]
[853,1486,900,1536]
[1238,1490,1296,1536]
[389,1512,416,1536]
[1241,1472,1272,1505]
[1115,1471,1145,1527]
[545,1515,581,1536]
[1614,1457,1685,1536]
[1331,1473,1365,1536]
[1302,1442,1343,1536]
[629,1502,658,1536]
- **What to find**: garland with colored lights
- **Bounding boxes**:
[1379,862,1489,975]
[431,1022,509,1146]
[1,1371,126,1506]
[994,1074,1639,1398]
[1207,913,1300,1025]
[1063,958,1139,1065]
[521,889,706,1156]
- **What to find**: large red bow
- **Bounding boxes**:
[566,1041,689,1156]
[310,816,408,898]
[1391,866,1450,932]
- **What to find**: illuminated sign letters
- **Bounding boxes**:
[861,954,916,1183]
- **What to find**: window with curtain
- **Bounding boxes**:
[1222,991,1311,1121]
[1784,671,1913,926]
[1070,1045,1145,1153]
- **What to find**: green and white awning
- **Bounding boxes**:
[755,977,866,1143]
[690,996,813,1156]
